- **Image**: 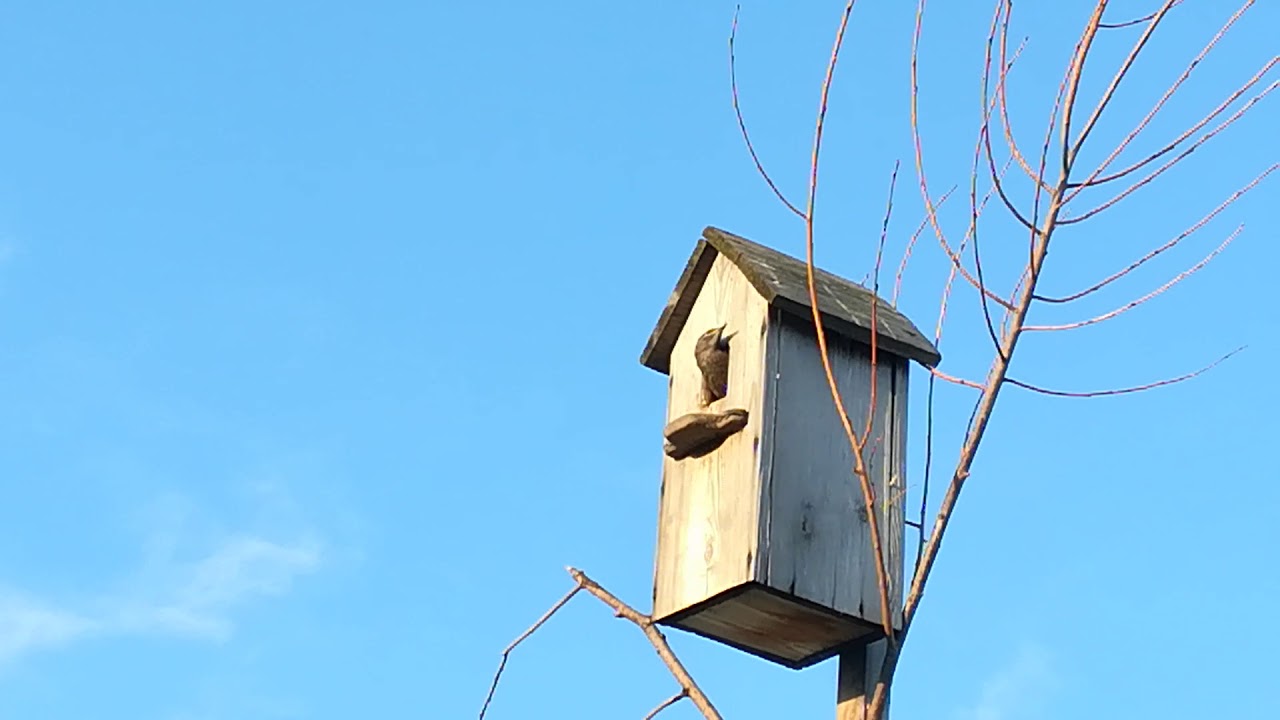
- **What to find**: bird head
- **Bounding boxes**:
[697,324,735,352]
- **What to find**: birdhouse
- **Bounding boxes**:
[639,227,941,669]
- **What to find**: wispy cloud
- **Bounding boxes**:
[0,501,323,665]
[960,644,1060,720]
[0,594,96,663]
[113,533,323,641]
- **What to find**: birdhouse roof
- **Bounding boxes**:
[640,226,942,373]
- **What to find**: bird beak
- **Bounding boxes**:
[718,325,736,343]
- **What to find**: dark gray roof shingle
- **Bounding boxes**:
[640,227,942,373]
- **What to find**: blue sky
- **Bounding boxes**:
[0,1,1275,718]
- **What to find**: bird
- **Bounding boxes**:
[694,324,735,405]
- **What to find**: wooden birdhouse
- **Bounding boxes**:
[639,227,941,669]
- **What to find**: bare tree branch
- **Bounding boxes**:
[1026,225,1242,331]
[1063,63,1276,218]
[568,568,722,720]
[1037,165,1273,303]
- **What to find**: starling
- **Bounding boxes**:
[694,324,734,405]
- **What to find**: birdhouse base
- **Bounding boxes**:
[654,582,884,669]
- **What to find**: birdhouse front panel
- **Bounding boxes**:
[651,251,771,620]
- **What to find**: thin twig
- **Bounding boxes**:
[1024,9,1074,275]
[730,6,806,219]
[568,568,722,720]
[935,158,1011,347]
[1006,347,1243,397]
[1063,77,1276,223]
[1037,165,1274,303]
[1099,0,1184,29]
[861,161,900,443]
[1071,55,1275,194]
[643,691,690,720]
[911,0,1018,313]
[1069,1,1178,161]
[479,585,584,719]
[974,13,1018,359]
[893,186,954,306]
[1070,1,1255,195]
[979,4,1039,234]
[929,367,985,390]
[914,373,936,575]
[991,0,1048,190]
[1026,225,1242,331]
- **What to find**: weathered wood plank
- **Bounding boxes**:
[676,585,874,667]
[762,317,904,630]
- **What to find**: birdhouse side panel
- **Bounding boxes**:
[760,315,906,629]
[652,253,771,620]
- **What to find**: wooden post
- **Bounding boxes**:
[836,640,887,720]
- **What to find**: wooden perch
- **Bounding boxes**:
[662,409,749,460]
